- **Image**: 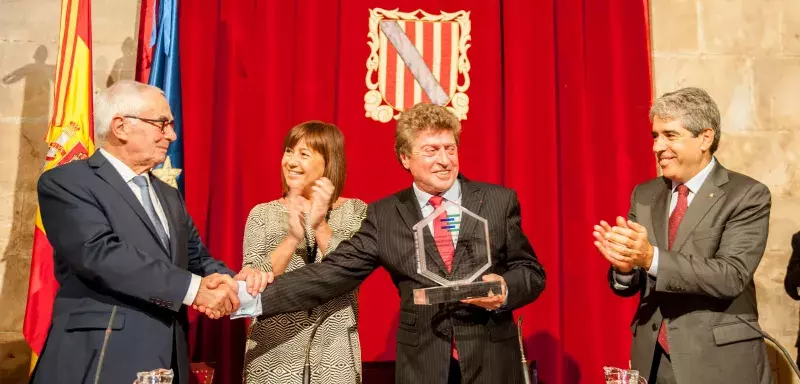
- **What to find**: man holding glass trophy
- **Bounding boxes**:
[227,103,546,383]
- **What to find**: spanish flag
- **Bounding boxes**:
[24,0,95,367]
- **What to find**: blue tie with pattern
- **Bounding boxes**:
[131,175,170,249]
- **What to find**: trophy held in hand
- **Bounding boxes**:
[413,200,501,305]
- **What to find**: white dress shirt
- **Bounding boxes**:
[99,148,200,305]
[647,157,717,276]
[412,180,462,245]
[614,158,717,288]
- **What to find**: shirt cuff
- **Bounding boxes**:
[647,247,660,277]
[493,282,509,312]
[182,274,202,306]
[231,281,263,319]
[612,269,635,289]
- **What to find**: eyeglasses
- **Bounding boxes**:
[123,115,175,134]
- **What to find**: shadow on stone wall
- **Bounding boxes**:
[107,36,136,87]
[0,44,55,383]
[0,338,30,383]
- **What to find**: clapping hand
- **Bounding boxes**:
[593,216,654,272]
[307,177,334,229]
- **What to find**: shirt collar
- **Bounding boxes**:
[672,157,716,195]
[412,179,461,208]
[99,148,145,184]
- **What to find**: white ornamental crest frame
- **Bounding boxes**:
[364,8,471,123]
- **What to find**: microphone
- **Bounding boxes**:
[517,316,536,384]
[735,315,800,379]
[93,305,118,384]
[303,309,335,384]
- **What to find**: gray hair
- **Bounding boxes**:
[94,80,163,144]
[649,87,721,154]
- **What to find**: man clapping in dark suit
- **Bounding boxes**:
[31,80,271,384]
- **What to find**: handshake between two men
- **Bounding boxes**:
[191,268,275,319]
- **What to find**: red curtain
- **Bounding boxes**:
[179,0,654,383]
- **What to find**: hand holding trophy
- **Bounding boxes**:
[413,199,503,305]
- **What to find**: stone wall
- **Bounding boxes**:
[651,0,800,382]
[0,0,138,382]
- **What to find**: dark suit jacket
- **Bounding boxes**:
[258,177,545,384]
[783,232,800,347]
[30,151,233,384]
[609,162,772,384]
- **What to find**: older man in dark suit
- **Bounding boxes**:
[594,87,772,384]
[226,103,546,384]
[31,80,269,384]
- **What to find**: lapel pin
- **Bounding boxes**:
[708,193,714,198]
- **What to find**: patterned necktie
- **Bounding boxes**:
[427,195,459,361]
[132,175,170,249]
[428,195,455,272]
[668,184,690,249]
[658,184,690,354]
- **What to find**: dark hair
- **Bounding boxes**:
[281,121,346,204]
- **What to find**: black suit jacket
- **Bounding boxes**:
[30,151,233,384]
[784,232,800,347]
[258,177,545,384]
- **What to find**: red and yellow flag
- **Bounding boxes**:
[24,0,95,367]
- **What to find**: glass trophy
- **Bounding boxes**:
[412,200,502,305]
[134,369,174,384]
[603,367,646,384]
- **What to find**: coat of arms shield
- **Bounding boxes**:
[365,9,471,122]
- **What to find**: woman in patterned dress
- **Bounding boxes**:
[242,121,366,384]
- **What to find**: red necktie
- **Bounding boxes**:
[658,184,690,354]
[427,195,459,360]
[428,196,455,272]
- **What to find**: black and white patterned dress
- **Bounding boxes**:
[242,199,367,384]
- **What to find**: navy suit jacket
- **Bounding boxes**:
[30,151,233,384]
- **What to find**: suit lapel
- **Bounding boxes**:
[89,152,170,257]
[150,174,179,262]
[651,179,670,249]
[452,179,485,278]
[395,187,450,275]
[671,163,727,252]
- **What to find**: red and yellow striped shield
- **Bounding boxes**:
[365,9,472,123]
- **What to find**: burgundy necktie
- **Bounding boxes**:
[427,195,459,360]
[658,184,689,354]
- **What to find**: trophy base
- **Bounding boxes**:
[413,281,503,305]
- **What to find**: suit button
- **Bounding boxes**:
[652,323,658,331]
